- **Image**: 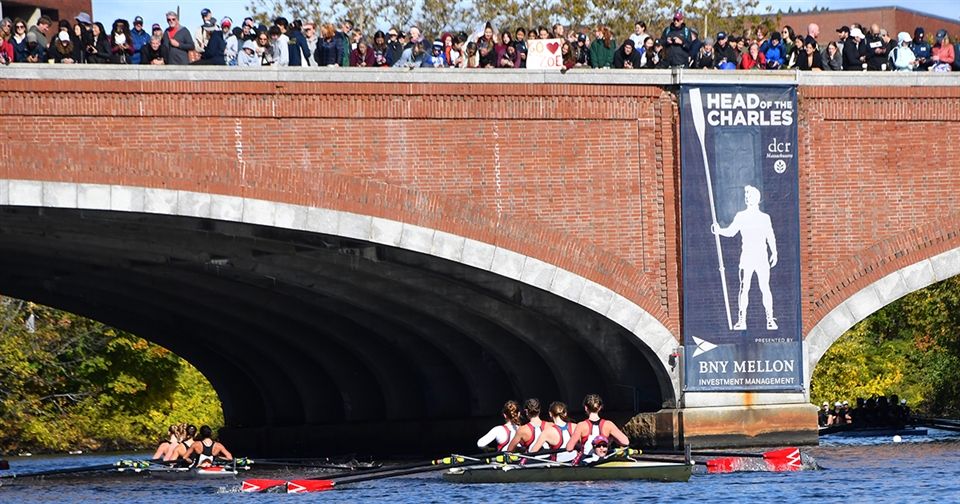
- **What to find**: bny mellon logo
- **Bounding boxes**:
[692,336,718,358]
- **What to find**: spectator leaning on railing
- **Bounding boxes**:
[5,8,958,73]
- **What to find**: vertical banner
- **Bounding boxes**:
[681,85,803,392]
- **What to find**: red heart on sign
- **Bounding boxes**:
[546,42,560,54]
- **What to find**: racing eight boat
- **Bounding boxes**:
[442,459,693,483]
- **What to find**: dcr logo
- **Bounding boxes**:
[774,159,787,173]
[768,137,791,153]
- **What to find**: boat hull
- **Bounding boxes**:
[819,426,927,437]
[443,461,692,484]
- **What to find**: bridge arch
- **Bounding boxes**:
[0,178,678,455]
[806,243,960,386]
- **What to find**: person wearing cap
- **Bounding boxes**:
[712,31,736,68]
[129,16,150,64]
[612,38,641,69]
[818,402,830,427]
[577,435,611,465]
[194,8,214,54]
[834,25,850,52]
[194,16,226,65]
[50,29,76,63]
[929,29,954,72]
[575,32,591,67]
[660,11,690,46]
[910,27,931,70]
[842,27,867,70]
[219,18,237,66]
[161,11,195,65]
[889,32,917,71]
[693,36,715,69]
[762,31,785,69]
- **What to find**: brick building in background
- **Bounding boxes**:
[770,6,960,40]
[0,1,91,25]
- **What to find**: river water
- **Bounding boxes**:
[2,429,957,503]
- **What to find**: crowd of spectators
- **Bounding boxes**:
[0,8,956,72]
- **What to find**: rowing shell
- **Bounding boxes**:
[125,465,245,479]
[442,460,693,484]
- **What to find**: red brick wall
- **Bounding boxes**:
[1,77,958,340]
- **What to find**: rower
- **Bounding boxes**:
[184,424,198,450]
[528,401,576,462]
[152,425,179,461]
[476,400,521,451]
[577,435,610,466]
[505,398,547,453]
[184,425,233,467]
[565,394,630,457]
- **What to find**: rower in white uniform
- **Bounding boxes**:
[476,400,521,451]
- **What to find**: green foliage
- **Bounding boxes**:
[812,276,960,417]
[0,299,222,454]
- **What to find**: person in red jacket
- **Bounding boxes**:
[740,41,767,69]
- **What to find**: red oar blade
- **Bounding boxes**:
[286,479,336,493]
[705,456,738,474]
[241,479,286,493]
[763,447,802,472]
[706,447,803,473]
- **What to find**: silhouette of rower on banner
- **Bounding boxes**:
[711,185,779,331]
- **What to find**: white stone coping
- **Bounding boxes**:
[1,64,958,87]
[0,179,680,394]
[806,247,960,375]
[683,391,810,408]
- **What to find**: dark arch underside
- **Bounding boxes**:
[0,206,674,456]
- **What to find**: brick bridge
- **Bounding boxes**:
[1,67,957,456]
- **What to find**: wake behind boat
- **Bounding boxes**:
[443,459,693,483]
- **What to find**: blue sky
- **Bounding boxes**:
[89,0,958,29]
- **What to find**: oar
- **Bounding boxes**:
[704,447,802,473]
[242,453,494,493]
[0,460,144,479]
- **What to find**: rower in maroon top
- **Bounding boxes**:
[565,394,630,456]
[528,401,577,462]
[505,398,548,453]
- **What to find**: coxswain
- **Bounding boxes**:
[577,435,610,465]
[505,398,547,453]
[184,425,233,467]
[565,394,630,457]
[528,401,576,462]
[476,400,521,451]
